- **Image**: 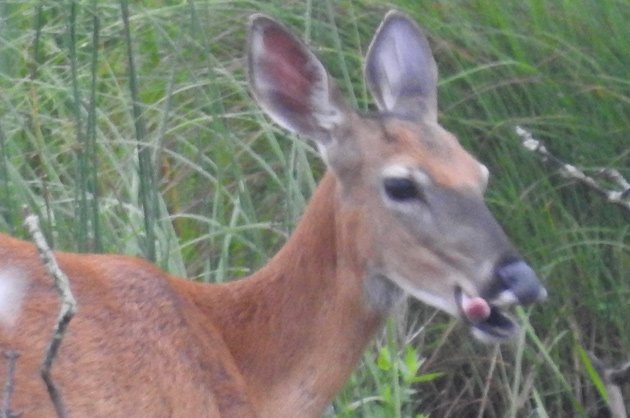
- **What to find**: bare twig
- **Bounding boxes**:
[515,126,630,213]
[609,361,630,386]
[22,208,77,418]
[476,345,499,418]
[1,351,20,418]
[589,352,629,418]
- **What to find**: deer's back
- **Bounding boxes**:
[0,233,255,417]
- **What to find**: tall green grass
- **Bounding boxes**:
[0,1,627,416]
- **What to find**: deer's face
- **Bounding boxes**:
[248,11,546,342]
[340,114,546,341]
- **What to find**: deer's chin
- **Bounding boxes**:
[384,273,520,343]
[455,287,518,343]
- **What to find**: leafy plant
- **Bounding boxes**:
[0,0,627,416]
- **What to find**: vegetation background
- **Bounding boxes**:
[0,0,627,416]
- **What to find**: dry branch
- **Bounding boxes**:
[515,126,630,213]
[23,208,77,418]
[1,351,20,418]
[589,352,629,418]
[516,126,629,415]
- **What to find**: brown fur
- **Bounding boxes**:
[0,11,544,418]
[0,174,383,417]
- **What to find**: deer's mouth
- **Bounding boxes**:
[455,287,517,342]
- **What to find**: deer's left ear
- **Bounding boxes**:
[365,11,438,122]
[247,14,351,146]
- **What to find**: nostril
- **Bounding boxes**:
[496,260,546,305]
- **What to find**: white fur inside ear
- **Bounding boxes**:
[316,142,330,165]
[309,72,345,131]
[0,268,28,329]
[313,104,344,131]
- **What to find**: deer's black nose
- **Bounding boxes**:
[495,259,547,305]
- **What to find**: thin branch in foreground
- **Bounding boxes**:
[589,352,629,418]
[22,208,77,418]
[609,361,630,386]
[515,126,630,213]
[1,351,20,418]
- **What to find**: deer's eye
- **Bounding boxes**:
[383,177,421,201]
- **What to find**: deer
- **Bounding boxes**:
[0,10,547,418]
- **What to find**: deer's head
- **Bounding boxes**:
[247,11,546,342]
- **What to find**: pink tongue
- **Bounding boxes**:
[462,296,491,323]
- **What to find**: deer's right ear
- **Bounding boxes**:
[365,11,438,122]
[247,15,350,146]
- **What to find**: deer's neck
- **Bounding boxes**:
[194,172,391,416]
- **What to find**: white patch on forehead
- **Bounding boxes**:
[0,267,28,329]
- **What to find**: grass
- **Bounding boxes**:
[1,0,628,416]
